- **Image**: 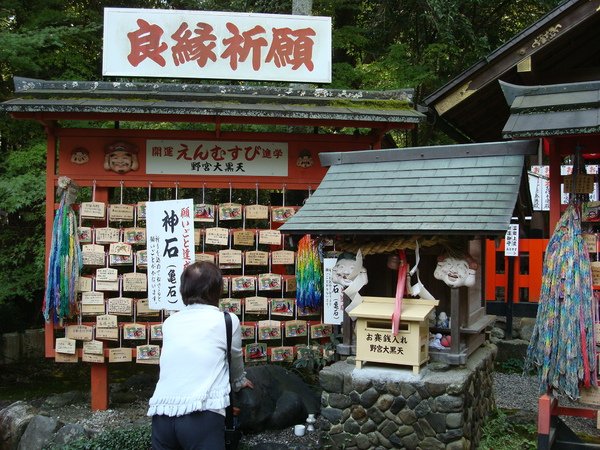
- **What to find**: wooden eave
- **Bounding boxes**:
[423,0,600,142]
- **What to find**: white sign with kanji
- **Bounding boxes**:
[103,8,332,82]
[146,199,195,310]
[504,224,520,257]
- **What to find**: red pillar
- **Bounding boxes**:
[90,362,109,411]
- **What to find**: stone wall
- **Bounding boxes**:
[0,329,44,365]
[318,344,497,450]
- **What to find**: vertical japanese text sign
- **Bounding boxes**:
[504,224,519,257]
[323,258,343,325]
[146,199,195,310]
[103,8,332,83]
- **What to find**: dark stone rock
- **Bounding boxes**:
[374,430,391,447]
[0,401,36,450]
[375,394,394,412]
[350,405,367,421]
[379,419,397,438]
[360,387,379,408]
[415,384,430,399]
[401,384,417,398]
[355,433,371,450]
[398,409,417,425]
[420,436,445,449]
[328,393,351,409]
[17,415,60,450]
[352,378,372,394]
[417,417,436,437]
[321,407,343,424]
[446,412,463,428]
[41,391,84,409]
[414,399,431,418]
[319,367,344,393]
[397,425,414,437]
[406,393,421,409]
[388,432,403,447]
[435,394,464,413]
[385,381,402,396]
[349,391,361,404]
[330,432,353,448]
[446,383,465,395]
[343,418,360,434]
[438,428,464,443]
[360,419,377,433]
[425,412,447,433]
[424,381,448,397]
[389,396,406,414]
[367,406,385,424]
[401,432,419,450]
[236,365,320,432]
[427,362,450,372]
[51,423,88,446]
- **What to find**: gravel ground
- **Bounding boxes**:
[4,367,600,448]
[40,372,600,447]
[493,372,600,439]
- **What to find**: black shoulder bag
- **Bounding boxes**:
[224,312,243,450]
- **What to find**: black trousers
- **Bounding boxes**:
[151,410,225,450]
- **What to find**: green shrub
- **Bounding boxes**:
[45,424,151,450]
[479,409,536,450]
[497,357,525,374]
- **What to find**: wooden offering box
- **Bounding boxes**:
[349,297,438,374]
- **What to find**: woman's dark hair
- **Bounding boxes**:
[180,261,223,306]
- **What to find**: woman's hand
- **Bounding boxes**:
[241,378,254,389]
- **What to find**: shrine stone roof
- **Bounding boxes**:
[279,139,538,236]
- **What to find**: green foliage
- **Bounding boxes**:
[45,424,151,450]
[497,357,526,374]
[479,409,537,450]
[292,332,340,386]
[0,141,47,315]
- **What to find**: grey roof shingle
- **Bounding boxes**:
[280,140,538,235]
[501,80,600,138]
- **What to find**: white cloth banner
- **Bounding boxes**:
[323,258,343,325]
[146,199,195,310]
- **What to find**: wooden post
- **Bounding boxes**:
[537,394,556,450]
[450,288,460,354]
[90,362,109,411]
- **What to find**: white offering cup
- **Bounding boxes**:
[294,424,306,436]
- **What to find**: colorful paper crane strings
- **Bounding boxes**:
[296,234,323,310]
[43,178,82,323]
[525,204,597,399]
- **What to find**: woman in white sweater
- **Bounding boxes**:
[148,261,253,449]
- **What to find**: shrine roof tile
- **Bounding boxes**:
[280,140,538,236]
